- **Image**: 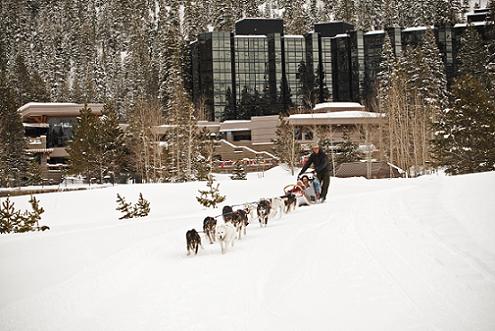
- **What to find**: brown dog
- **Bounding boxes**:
[203,216,217,244]
[231,209,249,239]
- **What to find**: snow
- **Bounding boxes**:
[17,102,81,112]
[222,120,251,124]
[1,168,495,330]
[235,35,267,38]
[284,35,305,38]
[364,30,385,35]
[454,21,489,28]
[314,102,365,110]
[290,111,385,119]
[402,26,434,32]
[334,33,349,38]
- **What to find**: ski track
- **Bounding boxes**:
[1,170,495,330]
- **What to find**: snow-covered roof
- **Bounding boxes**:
[18,102,104,118]
[234,17,282,24]
[364,30,385,36]
[402,26,434,33]
[23,123,49,128]
[197,122,221,128]
[289,111,385,120]
[454,21,488,28]
[18,102,81,112]
[235,35,267,38]
[223,120,251,124]
[284,35,305,39]
[334,33,349,38]
[219,128,251,132]
[314,102,365,110]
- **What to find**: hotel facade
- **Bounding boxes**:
[191,9,494,121]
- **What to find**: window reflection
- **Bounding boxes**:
[47,118,77,148]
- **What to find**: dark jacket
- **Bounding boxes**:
[299,150,330,175]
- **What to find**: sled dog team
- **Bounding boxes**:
[187,142,331,256]
[186,194,298,256]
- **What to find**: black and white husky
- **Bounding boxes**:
[257,199,271,227]
[281,193,297,213]
[186,229,202,256]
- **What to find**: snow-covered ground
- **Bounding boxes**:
[1,168,495,331]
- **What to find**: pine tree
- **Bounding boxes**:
[18,195,46,233]
[457,26,490,85]
[68,105,99,182]
[193,128,215,180]
[134,193,150,217]
[69,102,127,183]
[26,158,43,185]
[335,131,362,165]
[244,0,260,17]
[355,0,379,30]
[231,162,247,180]
[335,0,356,25]
[213,0,235,31]
[99,102,127,183]
[116,193,134,219]
[0,197,20,234]
[0,69,28,187]
[433,75,495,174]
[284,0,311,34]
[196,174,226,208]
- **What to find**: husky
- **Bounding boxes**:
[215,223,236,254]
[281,193,297,214]
[203,216,217,244]
[257,199,271,227]
[186,229,202,256]
[231,209,249,239]
[269,197,284,219]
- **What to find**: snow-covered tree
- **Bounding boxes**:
[68,103,126,183]
[334,0,356,25]
[432,74,495,174]
[335,130,363,165]
[0,70,28,187]
[457,26,491,84]
[284,0,311,34]
[231,162,248,180]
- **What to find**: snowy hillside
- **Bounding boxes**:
[1,168,495,331]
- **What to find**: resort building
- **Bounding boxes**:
[191,12,494,121]
[19,102,104,183]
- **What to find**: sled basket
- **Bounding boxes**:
[283,184,305,197]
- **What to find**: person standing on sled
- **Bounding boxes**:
[298,142,331,203]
